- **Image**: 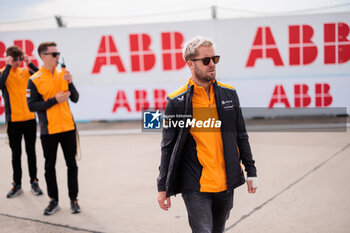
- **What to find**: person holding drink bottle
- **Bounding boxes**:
[27,41,81,215]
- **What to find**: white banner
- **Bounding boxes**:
[0,12,349,122]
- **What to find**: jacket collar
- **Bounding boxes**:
[187,77,218,92]
[39,66,58,76]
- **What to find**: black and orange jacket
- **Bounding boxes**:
[0,64,38,122]
[157,78,257,197]
[27,66,79,135]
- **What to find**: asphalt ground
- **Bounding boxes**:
[0,118,349,233]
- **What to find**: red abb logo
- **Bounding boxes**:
[130,34,156,72]
[269,83,332,108]
[161,32,186,70]
[246,27,284,67]
[92,32,186,74]
[92,35,126,74]
[0,96,4,115]
[289,25,318,65]
[0,40,39,68]
[324,23,350,64]
[112,89,167,113]
[246,22,350,67]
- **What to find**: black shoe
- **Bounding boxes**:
[70,199,81,214]
[7,183,23,198]
[31,180,43,196]
[44,199,59,215]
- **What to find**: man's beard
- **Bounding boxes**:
[194,64,216,82]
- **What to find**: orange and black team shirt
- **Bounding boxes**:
[168,78,233,193]
[27,66,79,135]
[0,64,38,122]
[189,79,227,192]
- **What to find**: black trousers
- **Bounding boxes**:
[7,119,38,185]
[182,190,234,233]
[41,130,78,202]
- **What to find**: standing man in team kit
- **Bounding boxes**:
[157,36,258,233]
[0,46,43,198]
[27,41,80,215]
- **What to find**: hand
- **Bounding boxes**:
[5,56,13,66]
[23,54,30,65]
[63,71,72,83]
[157,191,171,211]
[247,180,257,194]
[55,91,71,103]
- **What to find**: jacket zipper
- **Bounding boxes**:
[54,71,64,132]
[209,88,225,191]
[213,83,227,190]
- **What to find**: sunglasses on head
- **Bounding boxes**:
[13,57,24,62]
[190,55,220,66]
[43,52,60,58]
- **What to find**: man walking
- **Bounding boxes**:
[27,41,80,215]
[0,46,43,198]
[157,36,258,233]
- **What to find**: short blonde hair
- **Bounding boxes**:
[182,36,214,62]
